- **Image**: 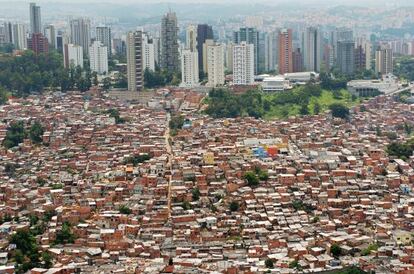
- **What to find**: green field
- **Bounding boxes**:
[263,89,360,119]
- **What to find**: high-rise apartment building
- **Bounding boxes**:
[264,31,279,72]
[160,12,179,72]
[303,27,322,72]
[12,24,28,50]
[142,33,155,71]
[126,31,143,92]
[29,3,41,34]
[234,27,259,74]
[63,44,83,68]
[27,32,48,55]
[292,48,303,73]
[89,41,108,75]
[180,49,199,87]
[186,25,197,52]
[96,26,112,57]
[196,24,213,73]
[354,45,366,72]
[3,22,13,44]
[337,40,355,75]
[233,42,254,85]
[70,18,91,56]
[331,28,353,66]
[278,29,293,74]
[44,25,56,49]
[375,46,393,75]
[202,39,214,73]
[207,43,225,87]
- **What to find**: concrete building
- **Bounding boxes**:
[96,26,112,57]
[278,29,293,74]
[226,43,234,73]
[292,48,303,73]
[234,27,260,74]
[160,11,179,72]
[44,25,56,49]
[12,23,27,50]
[331,28,353,64]
[337,40,355,75]
[142,33,155,72]
[186,25,197,53]
[27,32,48,55]
[64,43,83,68]
[347,76,399,97]
[126,31,143,92]
[29,2,41,34]
[375,47,393,75]
[89,41,108,75]
[70,18,91,56]
[196,24,213,73]
[180,49,199,88]
[354,45,366,72]
[233,42,254,85]
[202,39,215,74]
[261,76,290,92]
[207,43,225,87]
[303,27,322,72]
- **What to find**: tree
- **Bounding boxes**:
[42,252,53,268]
[123,154,151,166]
[329,103,350,119]
[244,171,259,187]
[169,115,185,130]
[299,103,309,115]
[0,86,9,105]
[2,121,26,149]
[192,187,201,201]
[54,222,75,245]
[102,77,112,91]
[265,258,274,269]
[229,201,239,212]
[289,260,302,270]
[313,102,321,115]
[331,243,341,257]
[119,205,132,215]
[29,121,44,144]
[107,108,126,124]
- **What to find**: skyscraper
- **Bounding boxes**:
[292,48,303,73]
[234,27,259,74]
[160,12,179,72]
[63,44,83,68]
[207,43,225,87]
[27,32,48,55]
[278,29,293,74]
[303,27,322,72]
[186,25,197,52]
[264,31,279,72]
[29,3,41,34]
[44,25,56,49]
[196,24,213,73]
[3,22,13,44]
[126,31,143,92]
[375,46,393,75]
[354,45,366,72]
[96,26,112,57]
[337,40,355,75]
[331,28,353,66]
[12,24,28,50]
[142,32,155,72]
[180,49,199,88]
[233,42,254,85]
[89,41,108,75]
[70,18,91,56]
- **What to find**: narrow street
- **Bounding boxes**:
[165,112,173,218]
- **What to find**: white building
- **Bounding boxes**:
[264,31,278,72]
[180,49,199,88]
[63,44,83,68]
[261,76,290,92]
[126,31,143,92]
[12,23,27,50]
[96,26,111,57]
[375,47,393,75]
[207,43,225,87]
[186,25,197,52]
[233,42,254,85]
[142,33,155,71]
[302,27,322,72]
[44,24,56,49]
[89,41,108,75]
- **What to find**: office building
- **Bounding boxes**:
[44,25,56,49]
[234,27,260,74]
[70,18,91,56]
[354,45,366,72]
[331,28,353,65]
[113,38,126,56]
[207,43,225,87]
[29,2,41,34]
[375,46,393,75]
[337,40,355,75]
[12,24,28,50]
[64,43,83,68]
[303,27,322,72]
[264,31,279,72]
[186,25,197,52]
[292,48,303,73]
[89,41,108,75]
[27,32,48,55]
[233,42,254,85]
[3,22,13,44]
[278,29,293,74]
[142,33,155,71]
[96,26,112,57]
[196,24,213,73]
[160,11,179,72]
[126,31,143,92]
[180,49,199,87]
